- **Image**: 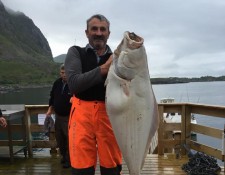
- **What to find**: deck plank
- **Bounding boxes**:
[0,151,224,175]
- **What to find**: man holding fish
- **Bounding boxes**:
[65,13,159,175]
[65,14,122,175]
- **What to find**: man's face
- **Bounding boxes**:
[85,18,110,50]
[60,69,67,82]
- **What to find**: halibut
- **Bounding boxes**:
[105,31,159,175]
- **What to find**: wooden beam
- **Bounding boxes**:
[32,140,57,148]
[191,123,223,139]
[190,140,223,160]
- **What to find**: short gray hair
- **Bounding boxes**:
[86,14,110,30]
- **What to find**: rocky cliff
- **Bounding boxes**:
[0,0,59,86]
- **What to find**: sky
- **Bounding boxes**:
[1,0,225,78]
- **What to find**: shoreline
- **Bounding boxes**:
[0,84,51,94]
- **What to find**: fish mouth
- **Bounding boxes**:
[128,32,142,42]
[125,31,144,49]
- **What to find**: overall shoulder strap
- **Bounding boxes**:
[73,46,86,57]
[71,46,89,71]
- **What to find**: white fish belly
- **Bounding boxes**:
[105,32,159,175]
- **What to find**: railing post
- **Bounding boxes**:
[158,105,164,155]
[182,104,192,155]
[25,107,33,157]
[49,128,57,154]
[223,124,225,167]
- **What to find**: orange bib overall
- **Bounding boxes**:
[69,97,122,175]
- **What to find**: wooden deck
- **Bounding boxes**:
[0,150,224,175]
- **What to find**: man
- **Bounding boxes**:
[46,64,72,168]
[0,109,7,127]
[65,14,122,175]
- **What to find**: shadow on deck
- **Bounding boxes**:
[0,149,224,175]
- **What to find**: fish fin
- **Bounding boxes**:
[121,81,130,96]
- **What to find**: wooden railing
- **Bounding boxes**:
[158,102,225,163]
[3,103,224,163]
[25,105,57,157]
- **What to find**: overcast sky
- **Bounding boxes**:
[2,0,225,78]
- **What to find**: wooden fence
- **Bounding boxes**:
[24,105,57,157]
[158,102,225,163]
[1,103,224,164]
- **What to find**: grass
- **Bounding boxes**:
[0,60,59,85]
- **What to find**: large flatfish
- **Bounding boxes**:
[105,31,159,175]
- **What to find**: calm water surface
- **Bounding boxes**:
[1,81,224,129]
[152,81,225,106]
[0,87,51,105]
[1,81,225,105]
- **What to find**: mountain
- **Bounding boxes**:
[0,0,59,85]
[53,54,66,63]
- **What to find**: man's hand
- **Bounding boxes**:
[46,106,53,117]
[0,117,7,127]
[100,55,113,75]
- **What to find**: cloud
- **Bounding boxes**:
[2,0,225,77]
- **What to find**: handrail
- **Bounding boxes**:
[158,102,225,162]
[25,105,57,157]
[22,103,225,163]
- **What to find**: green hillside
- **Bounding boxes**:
[0,1,59,86]
[0,60,60,85]
[53,54,66,63]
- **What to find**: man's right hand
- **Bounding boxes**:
[100,55,113,75]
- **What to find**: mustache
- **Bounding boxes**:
[93,35,105,40]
